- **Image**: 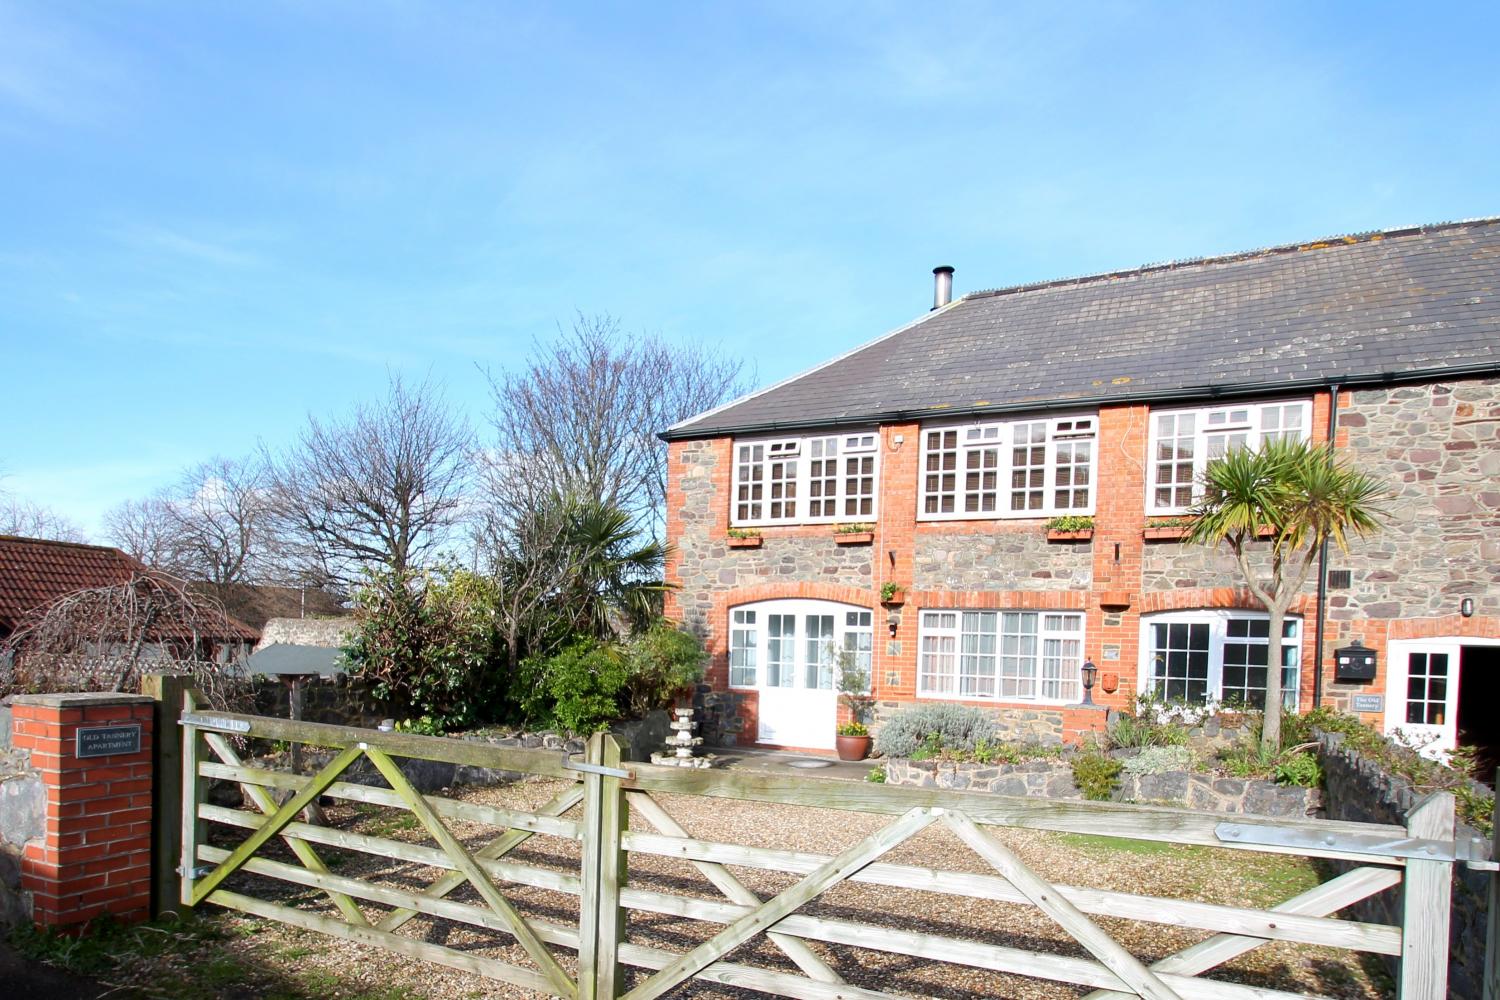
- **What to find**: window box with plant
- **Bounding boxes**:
[834,522,875,545]
[880,581,906,606]
[1143,516,1194,541]
[1045,515,1094,541]
[835,651,874,761]
[726,527,763,548]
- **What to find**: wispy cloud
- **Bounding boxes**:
[0,2,132,125]
[108,224,267,268]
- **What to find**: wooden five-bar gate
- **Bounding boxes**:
[160,686,1488,1000]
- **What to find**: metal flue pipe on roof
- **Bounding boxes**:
[932,265,954,309]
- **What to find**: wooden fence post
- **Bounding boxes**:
[578,733,627,1000]
[142,672,194,918]
[1400,791,1455,999]
[1485,794,1499,1000]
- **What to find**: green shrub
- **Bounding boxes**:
[344,567,507,731]
[527,638,630,734]
[1272,750,1322,788]
[1044,515,1095,532]
[866,767,886,783]
[619,622,706,717]
[1107,712,1188,749]
[1120,745,1192,775]
[1071,751,1122,801]
[874,703,997,758]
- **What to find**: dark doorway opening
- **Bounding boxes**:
[1456,645,1500,788]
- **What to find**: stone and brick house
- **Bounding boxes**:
[661,219,1500,765]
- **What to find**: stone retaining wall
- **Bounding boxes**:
[0,746,42,927]
[884,757,1319,818]
[1317,729,1492,999]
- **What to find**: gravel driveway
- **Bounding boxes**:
[208,773,1394,1000]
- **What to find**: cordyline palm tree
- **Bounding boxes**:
[1185,437,1388,752]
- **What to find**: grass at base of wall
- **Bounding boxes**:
[7,912,423,1000]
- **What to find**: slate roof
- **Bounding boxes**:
[0,534,259,641]
[665,218,1500,440]
[243,643,346,678]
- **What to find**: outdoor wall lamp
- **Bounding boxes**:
[887,611,899,637]
[1080,660,1098,706]
[1461,597,1475,618]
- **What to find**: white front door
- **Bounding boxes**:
[1384,640,1461,758]
[729,599,871,751]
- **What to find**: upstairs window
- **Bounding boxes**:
[732,432,879,526]
[919,415,1096,520]
[1147,400,1311,514]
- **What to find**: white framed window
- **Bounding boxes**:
[918,415,1096,520]
[732,431,879,526]
[1146,400,1311,514]
[918,610,1084,703]
[729,609,758,687]
[1139,611,1301,710]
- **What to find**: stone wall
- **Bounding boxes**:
[1333,378,1500,623]
[1316,729,1492,999]
[913,529,1090,592]
[0,746,42,926]
[257,616,354,649]
[884,757,1319,817]
[250,674,390,729]
[693,685,751,746]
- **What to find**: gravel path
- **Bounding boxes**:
[206,775,1395,1000]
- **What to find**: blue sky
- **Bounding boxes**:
[4,1,1499,537]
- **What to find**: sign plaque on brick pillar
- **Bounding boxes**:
[8,692,155,929]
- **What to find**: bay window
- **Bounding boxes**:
[918,610,1085,703]
[732,431,879,526]
[919,415,1096,519]
[1141,611,1301,709]
[1147,400,1311,514]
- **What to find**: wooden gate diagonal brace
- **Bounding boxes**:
[376,782,585,935]
[362,747,578,1000]
[626,790,844,985]
[621,806,940,1000]
[191,745,363,907]
[201,731,370,927]
[1078,865,1404,1000]
[944,810,1185,1000]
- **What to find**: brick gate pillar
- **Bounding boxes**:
[9,692,155,929]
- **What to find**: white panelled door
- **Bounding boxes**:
[729,599,872,751]
[1384,640,1460,758]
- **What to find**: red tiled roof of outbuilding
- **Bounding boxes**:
[0,534,259,640]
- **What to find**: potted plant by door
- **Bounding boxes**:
[835,650,874,761]
[836,721,872,761]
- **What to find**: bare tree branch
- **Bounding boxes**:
[263,373,475,587]
[484,314,746,540]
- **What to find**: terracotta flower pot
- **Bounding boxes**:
[835,734,872,761]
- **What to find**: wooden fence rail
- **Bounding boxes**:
[150,687,1473,1000]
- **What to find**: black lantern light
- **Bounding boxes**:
[1080,660,1098,705]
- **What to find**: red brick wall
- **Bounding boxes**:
[9,693,155,929]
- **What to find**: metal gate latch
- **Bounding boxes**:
[562,756,633,780]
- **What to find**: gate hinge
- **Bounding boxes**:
[178,865,213,879]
